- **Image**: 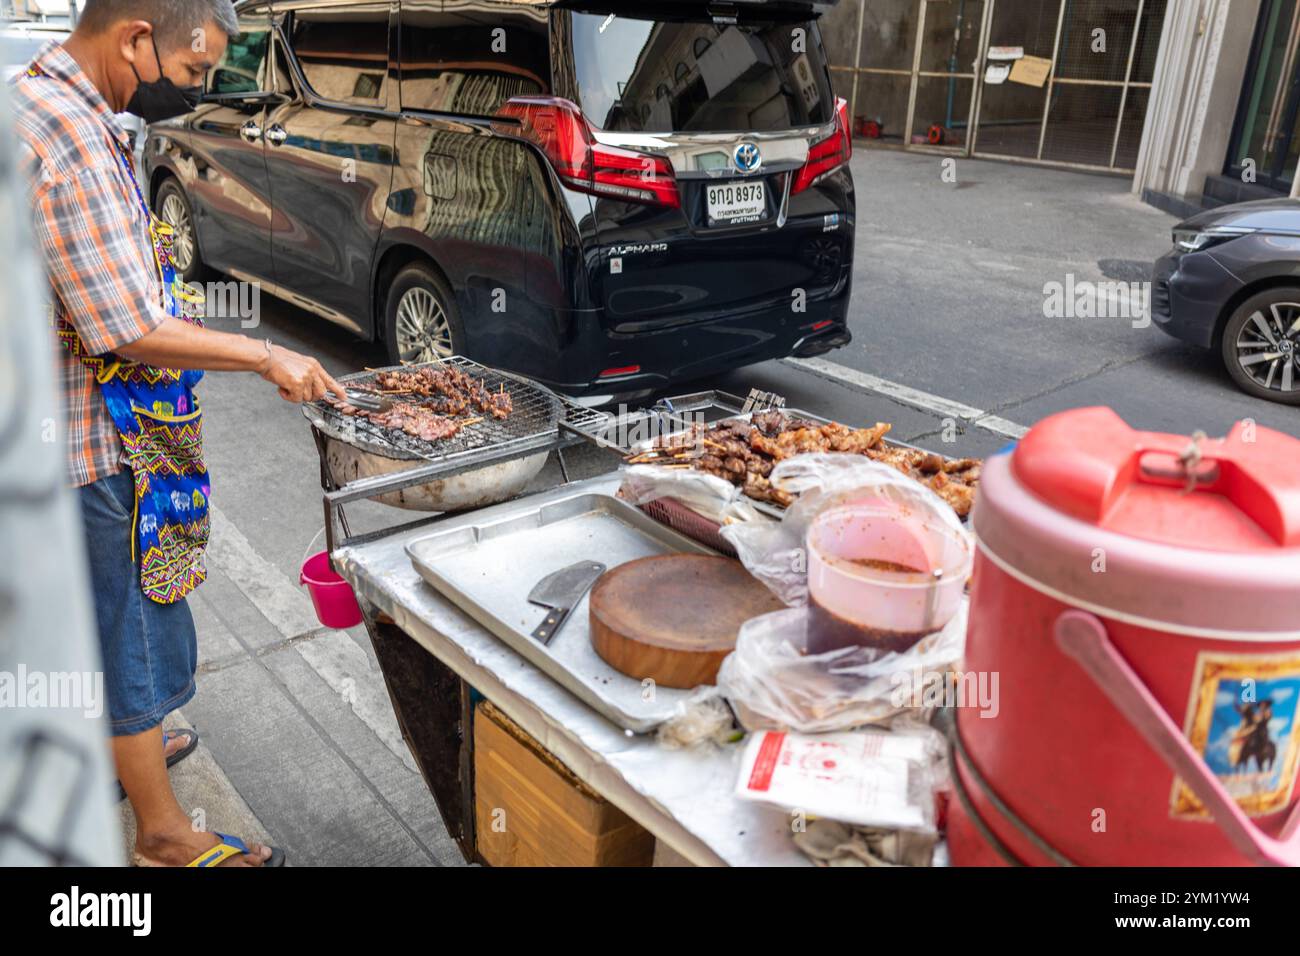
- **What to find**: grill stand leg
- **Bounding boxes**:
[362,608,477,863]
[312,425,352,557]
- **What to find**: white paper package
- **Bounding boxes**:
[734,726,943,832]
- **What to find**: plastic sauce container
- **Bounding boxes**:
[806,502,971,654]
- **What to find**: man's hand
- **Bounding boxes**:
[258,344,348,404]
[112,319,350,400]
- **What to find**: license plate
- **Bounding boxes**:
[706,180,766,226]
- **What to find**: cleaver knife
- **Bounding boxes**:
[528,561,606,645]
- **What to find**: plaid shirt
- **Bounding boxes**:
[11,42,169,487]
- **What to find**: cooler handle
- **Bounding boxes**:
[1054,610,1300,867]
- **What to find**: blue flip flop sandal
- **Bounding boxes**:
[186,832,286,868]
[116,728,200,801]
[131,831,286,868]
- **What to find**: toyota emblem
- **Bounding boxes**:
[733,142,762,174]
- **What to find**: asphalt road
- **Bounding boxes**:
[168,145,1298,866]
[724,148,1298,447]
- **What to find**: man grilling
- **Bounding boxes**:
[11,0,346,866]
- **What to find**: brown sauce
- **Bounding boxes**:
[807,597,927,655]
[847,558,925,575]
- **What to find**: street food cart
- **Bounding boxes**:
[304,359,961,866]
[305,358,1300,868]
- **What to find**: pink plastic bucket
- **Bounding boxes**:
[300,551,363,629]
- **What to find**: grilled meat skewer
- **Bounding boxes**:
[626,410,981,517]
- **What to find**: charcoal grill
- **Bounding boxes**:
[306,357,607,553]
[306,356,568,467]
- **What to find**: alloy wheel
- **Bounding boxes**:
[1234,302,1300,394]
[159,192,195,274]
[394,286,453,363]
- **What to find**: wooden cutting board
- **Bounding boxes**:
[589,555,785,689]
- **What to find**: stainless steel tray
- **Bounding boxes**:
[405,491,716,732]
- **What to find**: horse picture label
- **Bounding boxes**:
[1171,651,1300,819]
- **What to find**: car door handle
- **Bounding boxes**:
[239,121,263,144]
[265,124,287,146]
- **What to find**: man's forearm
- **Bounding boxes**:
[114,317,272,374]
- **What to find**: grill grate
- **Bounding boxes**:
[305,356,583,464]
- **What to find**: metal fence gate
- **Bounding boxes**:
[827,0,1168,173]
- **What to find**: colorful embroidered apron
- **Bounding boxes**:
[30,63,211,604]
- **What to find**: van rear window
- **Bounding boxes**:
[399,6,550,117]
[567,9,834,133]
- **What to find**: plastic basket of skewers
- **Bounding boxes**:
[634,494,739,557]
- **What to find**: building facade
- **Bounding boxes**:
[1135,0,1300,214]
[825,0,1297,213]
[822,0,1168,173]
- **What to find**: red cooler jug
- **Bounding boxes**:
[950,407,1300,866]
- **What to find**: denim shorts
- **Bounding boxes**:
[78,468,198,736]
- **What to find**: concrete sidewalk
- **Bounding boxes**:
[118,710,275,864]
[117,546,461,867]
[178,542,462,867]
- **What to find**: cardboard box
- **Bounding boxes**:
[473,701,654,867]
[1009,55,1052,88]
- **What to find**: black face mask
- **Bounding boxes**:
[125,34,202,123]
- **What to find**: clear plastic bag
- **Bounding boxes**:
[654,686,737,750]
[618,462,766,525]
[716,603,968,733]
[720,454,969,607]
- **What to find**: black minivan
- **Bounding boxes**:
[144,0,855,398]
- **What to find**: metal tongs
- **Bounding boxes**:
[324,389,393,413]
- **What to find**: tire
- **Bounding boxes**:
[382,262,465,365]
[154,178,206,284]
[1220,288,1300,405]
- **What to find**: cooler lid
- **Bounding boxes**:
[1012,407,1300,552]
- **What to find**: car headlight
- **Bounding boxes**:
[1172,226,1256,252]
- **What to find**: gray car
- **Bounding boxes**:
[1152,197,1300,405]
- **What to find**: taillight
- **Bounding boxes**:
[598,365,641,379]
[792,97,852,195]
[494,96,680,208]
